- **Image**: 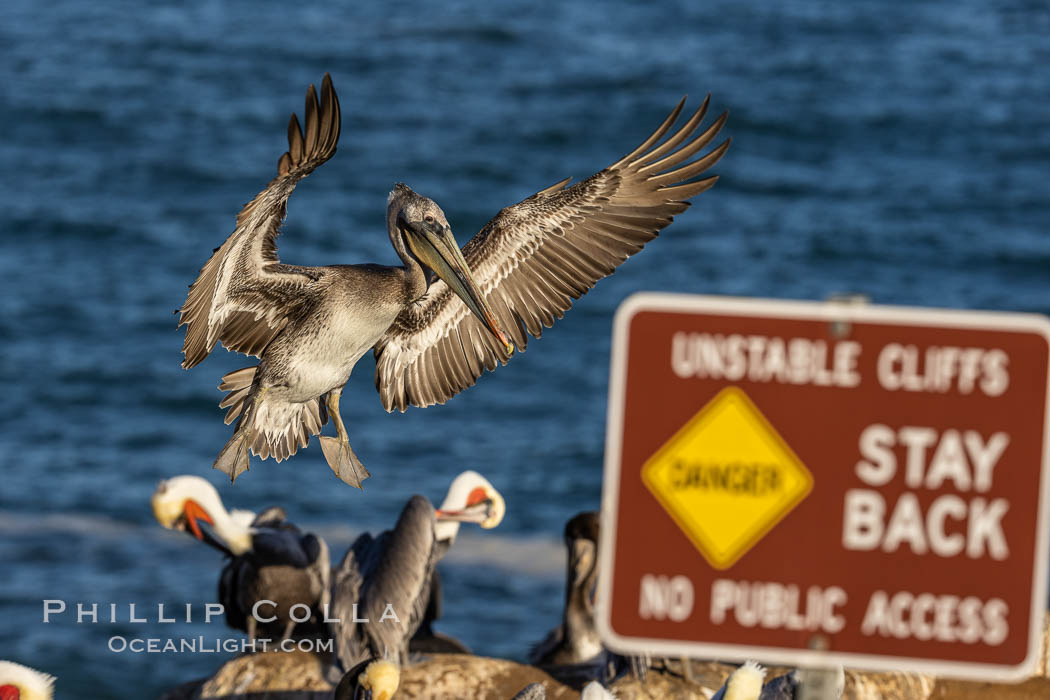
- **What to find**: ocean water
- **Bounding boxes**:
[1,0,1048,696]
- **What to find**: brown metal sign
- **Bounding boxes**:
[597,294,1050,680]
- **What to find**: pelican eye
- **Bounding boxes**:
[424,214,435,224]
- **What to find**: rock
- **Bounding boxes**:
[844,668,934,700]
[1034,611,1050,678]
[928,677,1050,700]
[398,654,575,699]
[607,659,725,699]
[156,654,939,700]
[158,617,1050,700]
[198,648,333,699]
[159,650,577,700]
[157,649,332,700]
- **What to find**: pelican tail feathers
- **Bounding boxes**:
[213,367,329,481]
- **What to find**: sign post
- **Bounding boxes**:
[597,293,1050,681]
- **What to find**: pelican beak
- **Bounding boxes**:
[570,539,598,613]
[436,499,492,525]
[183,499,213,540]
[176,500,232,556]
[359,660,400,700]
[402,217,514,355]
[570,539,595,586]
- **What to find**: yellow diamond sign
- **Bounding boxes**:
[642,386,813,569]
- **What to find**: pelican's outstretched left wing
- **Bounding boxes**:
[374,97,729,411]
[178,74,341,368]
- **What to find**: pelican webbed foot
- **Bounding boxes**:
[320,436,370,488]
[321,389,371,488]
[214,432,251,483]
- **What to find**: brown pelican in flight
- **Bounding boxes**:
[151,475,330,640]
[178,73,729,487]
[0,661,55,700]
[329,471,504,671]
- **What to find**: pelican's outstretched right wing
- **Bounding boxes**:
[178,74,341,368]
[375,96,728,411]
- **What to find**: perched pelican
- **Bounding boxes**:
[329,471,505,670]
[531,511,646,689]
[334,658,400,700]
[177,73,729,487]
[0,662,54,700]
[152,475,330,640]
[711,661,765,700]
[410,469,506,654]
[530,512,603,667]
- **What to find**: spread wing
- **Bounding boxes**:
[178,74,341,368]
[374,97,729,411]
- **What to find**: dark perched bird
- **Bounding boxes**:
[177,73,729,487]
[530,512,603,667]
[408,469,508,655]
[330,472,505,670]
[334,657,400,700]
[530,512,646,690]
[151,475,330,640]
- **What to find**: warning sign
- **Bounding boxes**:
[642,386,813,569]
[597,293,1050,682]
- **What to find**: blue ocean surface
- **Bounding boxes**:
[1,0,1048,696]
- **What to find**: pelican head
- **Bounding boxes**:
[0,661,55,700]
[435,470,506,541]
[151,475,251,555]
[712,660,765,700]
[335,658,400,700]
[387,184,513,354]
